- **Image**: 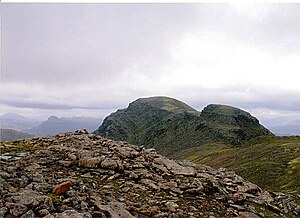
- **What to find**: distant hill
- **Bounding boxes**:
[269,125,300,136]
[0,128,35,141]
[28,116,102,136]
[0,113,41,131]
[94,96,272,155]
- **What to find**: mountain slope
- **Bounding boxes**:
[177,136,300,195]
[1,131,299,217]
[0,128,35,141]
[29,116,102,136]
[94,96,272,155]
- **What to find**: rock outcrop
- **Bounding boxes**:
[0,130,298,217]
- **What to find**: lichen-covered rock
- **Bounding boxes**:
[20,210,35,218]
[78,157,102,168]
[91,201,135,218]
[5,202,28,217]
[101,159,119,170]
[11,189,41,206]
[239,211,260,218]
[153,157,196,176]
[116,146,139,159]
[53,210,91,218]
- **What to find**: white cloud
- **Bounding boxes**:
[161,32,300,91]
[1,3,300,122]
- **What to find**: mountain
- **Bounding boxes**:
[1,112,31,121]
[0,131,299,217]
[0,128,35,142]
[94,96,272,155]
[0,113,41,131]
[270,125,300,136]
[28,116,102,136]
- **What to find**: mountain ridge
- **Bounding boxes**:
[94,96,273,155]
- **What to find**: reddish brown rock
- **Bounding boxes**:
[52,181,71,195]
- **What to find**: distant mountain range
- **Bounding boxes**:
[269,125,300,136]
[0,128,35,142]
[94,96,273,156]
[27,116,102,136]
[0,113,102,137]
[0,113,41,131]
[260,117,300,136]
[260,117,300,127]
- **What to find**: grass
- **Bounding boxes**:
[0,140,44,153]
[178,136,300,195]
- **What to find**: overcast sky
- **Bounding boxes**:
[1,3,300,124]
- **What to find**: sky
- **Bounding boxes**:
[1,3,300,125]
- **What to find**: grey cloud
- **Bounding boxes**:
[3,4,299,86]
[1,3,300,120]
[2,100,81,110]
[193,4,300,55]
[1,99,121,111]
[3,83,300,113]
[173,86,300,112]
[2,4,199,85]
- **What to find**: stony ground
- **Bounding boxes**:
[0,130,299,218]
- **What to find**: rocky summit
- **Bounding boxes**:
[1,130,299,218]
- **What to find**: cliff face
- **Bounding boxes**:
[94,97,273,155]
[0,130,298,218]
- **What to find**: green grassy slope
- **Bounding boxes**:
[178,136,300,195]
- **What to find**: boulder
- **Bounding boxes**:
[101,159,119,170]
[79,157,102,168]
[53,181,71,195]
[5,202,28,217]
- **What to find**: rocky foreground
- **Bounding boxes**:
[0,130,299,218]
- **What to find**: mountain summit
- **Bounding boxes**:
[128,96,198,113]
[94,97,272,155]
[1,131,298,217]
